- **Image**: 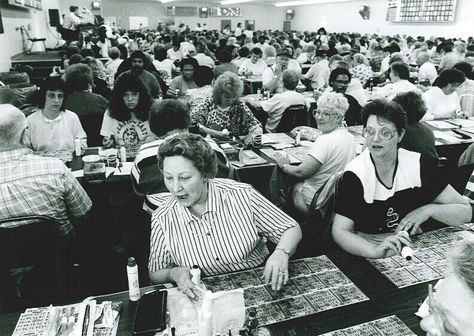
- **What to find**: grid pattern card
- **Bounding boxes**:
[202,255,369,326]
[319,315,415,336]
[368,227,470,288]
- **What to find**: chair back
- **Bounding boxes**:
[274,104,308,133]
[459,94,474,117]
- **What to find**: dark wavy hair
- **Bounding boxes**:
[392,91,427,124]
[149,99,190,137]
[109,73,152,122]
[158,133,217,179]
[435,69,466,88]
[361,98,407,135]
[38,76,66,110]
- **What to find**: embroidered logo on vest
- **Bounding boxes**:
[386,207,400,229]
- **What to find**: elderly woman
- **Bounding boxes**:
[275,93,356,214]
[26,76,87,162]
[149,133,302,296]
[191,71,262,142]
[166,57,199,99]
[422,69,465,120]
[100,73,153,158]
[393,91,438,161]
[350,53,373,86]
[332,99,471,259]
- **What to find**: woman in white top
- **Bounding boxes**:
[152,46,176,81]
[26,77,86,162]
[238,47,268,76]
[275,93,356,214]
[422,69,465,120]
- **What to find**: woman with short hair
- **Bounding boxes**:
[166,57,198,98]
[149,133,302,296]
[350,53,373,86]
[191,71,262,142]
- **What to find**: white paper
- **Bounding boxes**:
[212,289,246,335]
[261,133,295,144]
[425,120,458,129]
[433,130,465,143]
[72,170,84,178]
[114,162,133,175]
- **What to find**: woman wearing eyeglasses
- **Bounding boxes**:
[275,92,356,214]
[332,99,471,259]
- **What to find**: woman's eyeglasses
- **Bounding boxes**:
[362,126,396,140]
[313,110,339,119]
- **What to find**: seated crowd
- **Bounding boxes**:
[2,24,474,333]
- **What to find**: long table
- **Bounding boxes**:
[0,248,431,335]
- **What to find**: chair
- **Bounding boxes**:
[0,215,70,311]
[19,26,46,53]
[459,94,474,117]
[274,104,308,133]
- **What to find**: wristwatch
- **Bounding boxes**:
[276,247,290,255]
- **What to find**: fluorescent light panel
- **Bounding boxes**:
[275,0,354,7]
[221,0,254,5]
[160,0,174,3]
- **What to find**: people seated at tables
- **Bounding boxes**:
[131,100,229,214]
[393,91,438,162]
[116,50,162,99]
[0,104,91,241]
[104,47,123,80]
[275,93,356,214]
[238,47,267,77]
[439,43,464,72]
[166,57,199,99]
[26,77,87,162]
[453,62,474,115]
[247,70,308,133]
[420,241,474,335]
[422,69,465,120]
[148,133,302,295]
[100,73,153,159]
[185,66,214,111]
[82,55,111,100]
[373,62,421,100]
[302,49,330,89]
[332,99,471,259]
[416,51,437,86]
[152,46,176,81]
[296,45,316,64]
[213,49,239,79]
[350,53,373,87]
[262,51,302,94]
[231,46,249,68]
[193,42,215,69]
[325,58,367,107]
[191,71,262,144]
[64,63,108,147]
[167,39,184,63]
[324,67,363,126]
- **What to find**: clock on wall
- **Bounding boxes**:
[91,1,101,10]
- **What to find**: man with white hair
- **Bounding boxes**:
[417,51,438,86]
[0,104,91,241]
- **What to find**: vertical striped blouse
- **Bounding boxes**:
[148,178,297,276]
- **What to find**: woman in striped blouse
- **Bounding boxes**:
[148,133,302,298]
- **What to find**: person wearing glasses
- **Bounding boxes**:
[332,99,471,259]
[275,92,356,214]
[420,241,474,336]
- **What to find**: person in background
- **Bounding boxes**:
[422,69,465,120]
[152,46,176,82]
[193,42,215,69]
[416,51,437,86]
[104,47,123,80]
[275,93,356,214]
[61,6,81,43]
[26,77,87,162]
[247,70,308,133]
[439,43,464,72]
[238,47,267,77]
[231,46,249,68]
[214,49,238,79]
[234,22,242,37]
[100,73,153,159]
[263,51,301,94]
[167,39,183,63]
[185,66,214,111]
[420,241,474,335]
[453,62,474,109]
[393,91,438,162]
[83,55,111,100]
[131,100,229,214]
[191,71,262,143]
[166,57,199,99]
[350,53,373,86]
[148,133,302,296]
[332,99,471,259]
[64,63,108,147]
[296,45,316,64]
[373,62,421,100]
[303,50,330,89]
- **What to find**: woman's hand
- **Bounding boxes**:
[372,234,413,258]
[169,267,197,299]
[274,151,290,168]
[166,88,178,98]
[396,205,431,235]
[102,136,115,148]
[262,249,289,291]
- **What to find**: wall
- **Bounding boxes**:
[59,0,286,31]
[292,0,472,39]
[0,0,60,72]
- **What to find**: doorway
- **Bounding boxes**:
[283,21,291,32]
[221,19,231,32]
[244,20,255,31]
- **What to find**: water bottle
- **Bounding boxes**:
[127,257,140,301]
[190,265,201,285]
[120,146,127,162]
[74,137,81,156]
[295,130,301,146]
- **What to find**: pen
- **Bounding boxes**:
[171,327,176,336]
[82,304,90,336]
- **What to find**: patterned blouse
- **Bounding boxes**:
[350,64,373,86]
[191,97,262,136]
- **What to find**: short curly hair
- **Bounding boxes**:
[392,91,427,124]
[38,76,66,110]
[361,98,407,135]
[317,92,349,117]
[212,71,243,106]
[65,63,93,92]
[149,99,190,137]
[158,133,217,179]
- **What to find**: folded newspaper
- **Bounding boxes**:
[12,300,121,336]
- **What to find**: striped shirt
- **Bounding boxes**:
[0,148,92,241]
[148,178,297,276]
[131,134,229,214]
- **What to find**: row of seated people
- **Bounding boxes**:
[1,97,473,334]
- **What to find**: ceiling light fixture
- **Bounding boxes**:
[160,0,174,3]
[220,0,254,5]
[275,0,353,7]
